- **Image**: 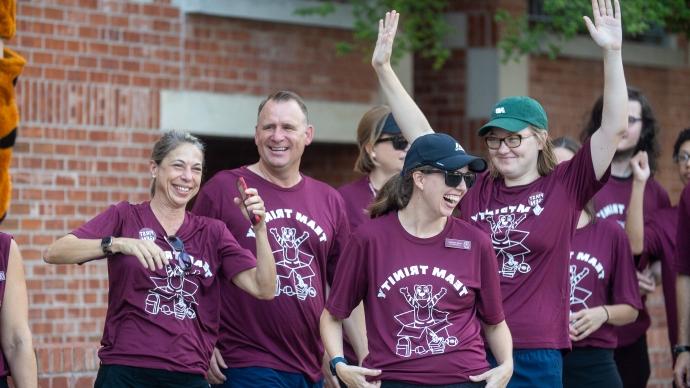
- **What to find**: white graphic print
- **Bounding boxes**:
[270,227,317,300]
[394,285,458,358]
[486,214,531,278]
[528,192,545,216]
[144,252,199,320]
[569,265,592,309]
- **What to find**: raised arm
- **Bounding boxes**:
[625,151,650,255]
[372,11,434,143]
[586,0,628,179]
[1,240,38,388]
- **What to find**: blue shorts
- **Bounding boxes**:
[488,348,562,388]
[214,366,324,388]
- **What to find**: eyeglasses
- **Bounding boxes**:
[675,152,690,164]
[484,134,534,150]
[628,116,643,125]
[375,135,409,151]
[165,235,192,271]
[422,169,476,188]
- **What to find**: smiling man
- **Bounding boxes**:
[193,91,351,387]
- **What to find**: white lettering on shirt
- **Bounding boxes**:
[377,265,467,298]
[569,251,605,279]
[596,203,625,219]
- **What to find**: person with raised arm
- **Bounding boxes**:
[371,1,627,386]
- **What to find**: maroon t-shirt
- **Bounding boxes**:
[71,201,256,375]
[569,219,643,349]
[643,206,678,348]
[592,175,670,347]
[458,138,608,349]
[0,233,12,377]
[192,166,350,382]
[327,212,504,384]
[676,184,690,276]
[338,176,376,232]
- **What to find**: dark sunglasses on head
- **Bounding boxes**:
[422,169,476,188]
[165,235,192,271]
[375,135,409,151]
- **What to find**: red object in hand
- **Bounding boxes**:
[236,177,260,225]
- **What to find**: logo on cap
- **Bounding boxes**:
[455,143,463,151]
[495,107,506,114]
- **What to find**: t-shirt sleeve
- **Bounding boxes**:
[476,233,505,325]
[610,225,644,309]
[217,222,257,280]
[71,202,126,239]
[326,193,351,286]
[642,220,663,261]
[555,137,610,210]
[675,185,690,275]
[325,236,368,320]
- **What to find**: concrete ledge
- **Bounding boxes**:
[160,90,371,143]
[556,35,686,68]
[172,0,354,29]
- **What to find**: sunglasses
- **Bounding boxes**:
[375,135,409,151]
[165,235,192,271]
[422,169,476,188]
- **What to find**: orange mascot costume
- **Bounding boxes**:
[0,0,25,223]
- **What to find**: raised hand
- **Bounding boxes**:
[371,10,399,69]
[630,151,650,183]
[234,187,267,228]
[584,0,622,51]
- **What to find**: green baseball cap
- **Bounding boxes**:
[477,96,548,136]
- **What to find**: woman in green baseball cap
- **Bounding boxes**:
[370,0,627,387]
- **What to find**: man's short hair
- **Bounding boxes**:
[257,90,309,122]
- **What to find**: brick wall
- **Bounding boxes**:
[5,1,374,385]
[4,0,688,385]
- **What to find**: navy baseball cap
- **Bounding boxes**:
[478,96,548,136]
[379,113,401,136]
[402,133,487,175]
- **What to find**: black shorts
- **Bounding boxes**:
[613,335,650,388]
[95,364,208,388]
[563,347,622,388]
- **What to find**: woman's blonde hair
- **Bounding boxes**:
[354,105,393,174]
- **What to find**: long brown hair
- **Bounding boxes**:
[368,170,415,218]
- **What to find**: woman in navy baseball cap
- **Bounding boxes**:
[370,1,628,386]
[322,133,514,387]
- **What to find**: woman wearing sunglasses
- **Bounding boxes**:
[322,133,513,387]
[371,1,627,386]
[44,130,276,387]
[339,106,408,232]
[553,137,641,388]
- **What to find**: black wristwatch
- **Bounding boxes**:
[101,236,114,256]
[674,345,690,356]
[329,356,348,376]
